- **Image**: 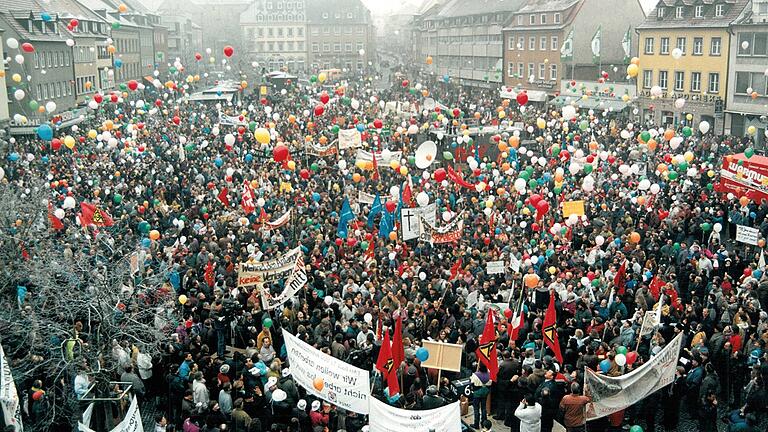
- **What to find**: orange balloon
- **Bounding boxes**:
[647,138,657,151]
[509,136,520,148]
[656,163,668,173]
[352,173,362,183]
[629,231,641,243]
[740,196,750,207]
[589,141,598,151]
[555,172,564,182]
[149,230,160,240]
[498,142,509,152]
[313,377,324,391]
[663,129,675,141]
[389,231,397,241]
[637,196,646,205]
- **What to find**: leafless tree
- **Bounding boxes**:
[0,181,175,431]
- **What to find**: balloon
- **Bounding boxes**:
[595,235,605,246]
[599,359,611,373]
[178,295,188,305]
[263,317,273,328]
[364,313,373,323]
[6,38,18,49]
[21,42,35,52]
[626,63,639,78]
[255,128,270,144]
[626,351,638,365]
[615,353,627,366]
[617,346,628,355]
[630,231,641,243]
[273,145,289,162]
[416,192,429,207]
[313,377,324,391]
[149,230,160,240]
[415,347,430,362]
[516,92,528,105]
[224,133,236,146]
[63,135,76,149]
[713,223,722,233]
[699,121,710,134]
[324,296,333,306]
[223,45,234,57]
[45,101,57,113]
[629,426,643,432]
[37,124,53,141]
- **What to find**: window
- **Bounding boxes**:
[660,37,670,54]
[676,37,686,54]
[508,36,515,50]
[657,7,665,18]
[659,70,668,89]
[333,43,341,52]
[529,15,535,25]
[527,63,534,79]
[550,64,557,81]
[518,36,524,50]
[715,4,724,17]
[695,5,703,18]
[312,42,319,52]
[738,33,752,55]
[675,6,683,18]
[643,70,652,89]
[33,52,39,68]
[323,42,330,52]
[711,37,721,55]
[540,36,547,50]
[540,14,547,24]
[517,63,523,77]
[529,37,535,50]
[517,15,523,26]
[538,63,545,79]
[551,36,558,50]
[708,72,719,93]
[508,62,515,77]
[693,37,703,55]
[345,42,352,52]
[761,2,768,14]
[644,37,654,54]
[36,84,41,98]
[554,13,561,24]
[755,33,768,56]
[735,71,750,94]
[674,71,684,91]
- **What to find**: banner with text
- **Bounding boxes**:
[338,129,362,149]
[283,331,370,414]
[369,398,461,432]
[355,149,402,166]
[256,209,292,231]
[736,225,759,245]
[0,343,23,432]
[238,247,302,288]
[261,254,307,310]
[419,212,464,244]
[585,333,682,420]
[79,396,143,432]
[401,203,437,241]
[306,141,339,157]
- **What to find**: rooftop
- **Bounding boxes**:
[638,0,749,28]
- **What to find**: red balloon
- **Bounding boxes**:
[586,155,595,163]
[195,53,202,61]
[320,91,330,104]
[127,80,138,91]
[21,43,35,53]
[314,104,325,116]
[373,119,383,129]
[223,45,234,57]
[79,136,85,143]
[335,238,343,247]
[529,194,543,207]
[51,138,62,151]
[272,145,289,162]
[625,351,638,365]
[110,94,118,103]
[504,309,513,319]
[385,201,397,213]
[452,108,460,117]
[401,80,409,88]
[433,168,447,183]
[69,18,79,27]
[531,223,539,232]
[299,169,310,179]
[744,268,752,277]
[516,92,529,105]
[260,98,268,106]
[172,116,181,125]
[537,200,550,214]
[93,94,103,103]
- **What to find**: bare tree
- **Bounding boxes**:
[0,181,174,431]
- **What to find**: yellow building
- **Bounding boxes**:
[636,0,750,133]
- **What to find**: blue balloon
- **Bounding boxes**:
[312,192,321,202]
[141,238,151,248]
[214,157,223,167]
[244,153,253,162]
[41,156,49,164]
[8,153,20,162]
[356,123,365,132]
[114,58,123,68]
[754,270,763,279]
[443,74,450,83]
[41,12,52,22]
[415,347,430,362]
[614,238,622,246]
[750,212,757,219]
[450,141,457,148]
[37,124,53,141]
[599,359,611,373]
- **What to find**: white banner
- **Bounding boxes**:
[261,254,307,310]
[486,261,505,275]
[238,247,302,287]
[401,203,437,241]
[736,225,759,245]
[218,111,246,126]
[283,331,370,414]
[355,149,402,166]
[338,129,362,149]
[369,398,461,432]
[585,333,682,420]
[358,191,392,205]
[79,396,143,432]
[258,209,292,231]
[306,140,338,157]
[0,343,22,432]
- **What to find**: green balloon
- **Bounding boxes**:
[551,145,561,156]
[341,96,351,106]
[332,125,340,134]
[617,346,628,355]
[591,279,600,287]
[360,241,369,250]
[443,151,454,160]
[306,218,313,226]
[745,147,755,158]
[516,201,523,208]
[113,193,123,204]
[640,131,651,143]
[519,171,530,181]
[28,100,39,110]
[263,317,273,328]
[584,164,593,174]
[553,186,562,194]
[707,183,714,190]
[701,222,712,231]
[682,126,692,137]
[249,121,257,132]
[138,221,150,233]
[530,239,537,246]
[667,170,678,180]
[527,179,537,189]
[673,242,681,251]
[119,83,127,91]
[408,156,416,165]
[526,166,534,176]
[677,161,688,172]
[310,163,319,171]
[579,120,589,131]
[201,207,208,214]
[112,22,121,30]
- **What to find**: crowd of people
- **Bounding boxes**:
[3,51,768,432]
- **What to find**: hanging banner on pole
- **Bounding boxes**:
[584,333,682,420]
[260,254,307,310]
[369,398,461,432]
[283,331,371,414]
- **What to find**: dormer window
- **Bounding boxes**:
[715,4,724,16]
[658,7,665,18]
[675,6,684,18]
[695,5,703,17]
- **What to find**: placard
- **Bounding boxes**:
[736,225,759,245]
[486,261,505,275]
[562,200,585,217]
[419,340,463,372]
[369,398,461,432]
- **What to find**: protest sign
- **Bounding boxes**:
[369,398,461,432]
[736,225,759,245]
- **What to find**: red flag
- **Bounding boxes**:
[449,257,463,280]
[508,310,525,343]
[48,201,64,231]
[649,275,665,301]
[259,207,268,223]
[375,312,383,341]
[402,181,414,208]
[205,261,215,288]
[241,182,256,215]
[543,292,564,364]
[375,330,400,396]
[614,260,627,295]
[371,149,380,181]
[392,315,405,370]
[475,309,499,381]
[217,187,230,207]
[80,202,114,227]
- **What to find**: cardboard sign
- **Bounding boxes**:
[562,200,586,217]
[486,260,505,275]
[420,340,463,372]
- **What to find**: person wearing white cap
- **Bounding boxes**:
[293,399,312,431]
[310,400,330,429]
[279,368,300,406]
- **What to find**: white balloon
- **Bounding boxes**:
[6,38,18,49]
[671,48,683,60]
[324,296,333,306]
[638,179,651,191]
[650,85,663,97]
[66,38,75,47]
[650,183,661,194]
[670,136,683,149]
[13,89,24,101]
[595,235,605,246]
[364,313,373,324]
[14,54,24,64]
[514,178,526,192]
[45,101,57,113]
[742,40,750,50]
[674,98,686,109]
[390,186,400,197]
[562,105,577,120]
[615,353,627,367]
[62,196,76,209]
[338,160,347,170]
[713,223,722,233]
[416,192,429,207]
[224,133,236,146]
[699,121,710,134]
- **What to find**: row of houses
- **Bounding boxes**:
[403,0,767,144]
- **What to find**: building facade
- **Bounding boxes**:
[0,11,77,129]
[0,28,9,127]
[636,0,750,133]
[240,0,307,72]
[306,0,375,74]
[502,0,645,102]
[725,0,768,145]
[421,0,524,89]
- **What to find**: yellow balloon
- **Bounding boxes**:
[498,110,506,119]
[686,113,693,121]
[178,294,188,305]
[11,73,22,83]
[399,166,408,176]
[318,72,327,83]
[287,160,296,170]
[254,128,270,144]
[103,120,114,130]
[622,94,630,102]
[536,118,546,129]
[684,151,694,163]
[389,160,399,170]
[241,80,248,88]
[627,64,639,78]
[63,135,76,149]
[88,129,97,139]
[748,125,757,135]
